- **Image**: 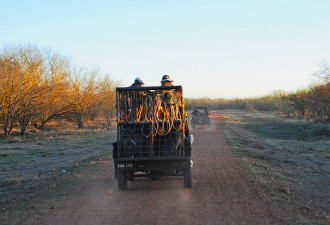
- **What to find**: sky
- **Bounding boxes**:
[1,0,330,99]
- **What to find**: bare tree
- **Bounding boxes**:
[0,55,22,136]
[314,61,330,84]
[98,75,118,126]
[66,66,103,128]
[13,45,47,135]
[0,44,45,135]
[34,49,71,129]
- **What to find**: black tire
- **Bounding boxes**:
[112,142,118,159]
[150,172,161,180]
[184,167,192,188]
[150,175,161,180]
[118,178,127,190]
[127,171,134,181]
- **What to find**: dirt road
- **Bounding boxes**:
[40,113,285,225]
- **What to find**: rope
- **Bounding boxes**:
[117,88,186,137]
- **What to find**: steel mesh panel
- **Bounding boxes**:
[115,86,187,159]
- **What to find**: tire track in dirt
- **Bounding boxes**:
[40,113,285,225]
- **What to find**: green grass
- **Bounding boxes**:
[0,127,116,225]
[231,113,329,141]
[0,138,7,144]
[224,112,330,158]
[0,129,115,166]
[0,151,32,165]
[222,111,329,225]
[0,148,55,166]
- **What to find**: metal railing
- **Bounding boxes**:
[115,86,188,158]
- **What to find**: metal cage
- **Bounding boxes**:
[115,86,189,159]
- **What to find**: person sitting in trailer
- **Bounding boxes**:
[161,75,173,87]
[158,75,190,153]
[129,77,147,121]
[131,77,144,87]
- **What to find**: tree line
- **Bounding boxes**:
[1,44,328,137]
[186,62,329,121]
[0,44,117,137]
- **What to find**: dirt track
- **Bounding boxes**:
[39,113,286,225]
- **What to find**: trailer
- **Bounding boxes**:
[112,85,193,190]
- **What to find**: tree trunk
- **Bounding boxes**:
[78,120,83,129]
[4,128,9,137]
[77,116,84,129]
[38,116,55,130]
[20,116,31,136]
[2,115,13,137]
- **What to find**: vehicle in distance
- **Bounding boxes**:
[191,107,211,128]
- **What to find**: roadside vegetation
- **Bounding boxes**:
[186,62,329,122]
[0,44,117,137]
[222,111,329,224]
[1,43,328,139]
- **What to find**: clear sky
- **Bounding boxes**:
[1,0,330,98]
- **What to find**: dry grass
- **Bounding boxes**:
[221,110,330,225]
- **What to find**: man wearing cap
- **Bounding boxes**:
[131,77,144,87]
[161,75,173,86]
[122,77,146,155]
[160,75,174,106]
[159,75,190,153]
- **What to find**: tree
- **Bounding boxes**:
[98,76,118,126]
[0,43,119,136]
[13,45,47,135]
[314,61,330,84]
[34,49,71,129]
[285,90,308,117]
[66,66,103,128]
[0,55,21,136]
[312,61,330,120]
[0,44,46,135]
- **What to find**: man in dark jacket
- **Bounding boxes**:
[131,77,144,87]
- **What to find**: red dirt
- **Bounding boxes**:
[39,113,287,225]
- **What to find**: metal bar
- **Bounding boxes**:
[116,85,182,91]
[114,156,192,161]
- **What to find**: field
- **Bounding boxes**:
[0,111,329,224]
[0,124,116,205]
[222,110,330,224]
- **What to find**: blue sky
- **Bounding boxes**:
[1,0,330,98]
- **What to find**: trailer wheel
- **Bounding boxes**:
[150,172,161,180]
[127,171,134,181]
[118,178,127,190]
[184,167,192,188]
